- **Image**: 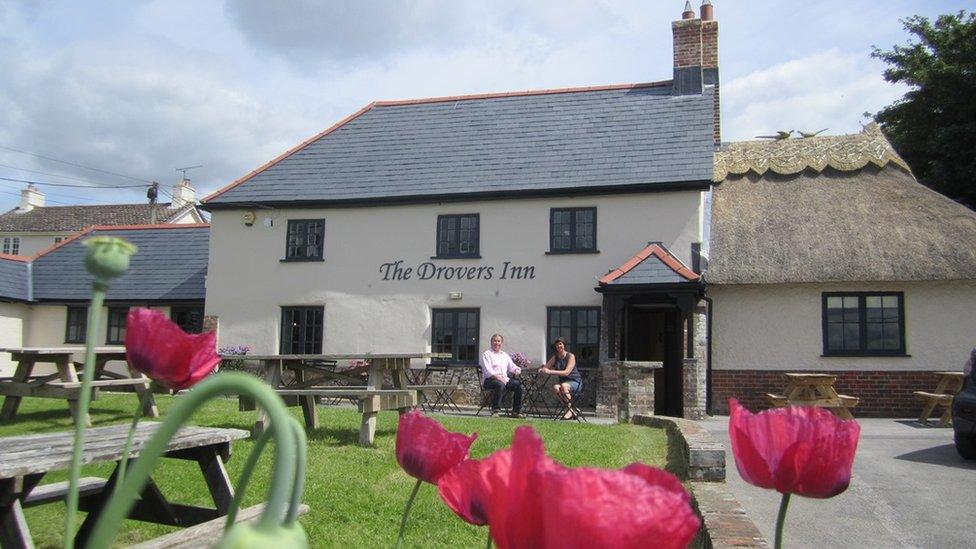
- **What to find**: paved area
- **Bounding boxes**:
[701,416,975,549]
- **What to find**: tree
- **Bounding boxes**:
[872,11,976,208]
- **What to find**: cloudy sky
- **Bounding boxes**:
[0,0,969,211]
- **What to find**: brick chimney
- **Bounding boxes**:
[171,179,196,208]
[672,1,720,144]
[17,184,44,212]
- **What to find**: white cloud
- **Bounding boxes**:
[722,49,908,141]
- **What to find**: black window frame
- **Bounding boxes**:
[546,306,601,368]
[171,306,205,334]
[283,219,325,262]
[106,306,129,345]
[280,306,324,354]
[821,292,907,357]
[65,306,88,344]
[548,207,597,254]
[431,308,480,364]
[434,214,481,259]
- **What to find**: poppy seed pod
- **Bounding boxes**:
[83,236,137,283]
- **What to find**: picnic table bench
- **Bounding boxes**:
[766,373,859,420]
[222,353,450,446]
[0,347,158,426]
[0,422,248,548]
[913,371,965,426]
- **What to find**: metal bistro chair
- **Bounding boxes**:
[422,363,464,414]
[552,369,593,423]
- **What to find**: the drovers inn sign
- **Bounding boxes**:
[379,260,537,281]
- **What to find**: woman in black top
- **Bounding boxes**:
[540,338,583,419]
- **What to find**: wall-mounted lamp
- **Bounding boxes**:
[449,291,462,301]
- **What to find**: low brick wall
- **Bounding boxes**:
[711,369,949,416]
[632,414,768,548]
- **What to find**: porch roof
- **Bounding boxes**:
[599,242,700,286]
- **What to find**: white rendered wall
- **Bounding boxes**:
[0,303,27,375]
[206,191,704,365]
[1,233,68,256]
[710,281,976,372]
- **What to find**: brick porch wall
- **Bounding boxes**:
[710,369,953,417]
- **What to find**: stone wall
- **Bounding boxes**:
[711,369,950,416]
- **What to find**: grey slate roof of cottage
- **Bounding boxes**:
[204,83,716,207]
[0,256,30,301]
[0,203,198,232]
[29,225,209,301]
[599,242,700,287]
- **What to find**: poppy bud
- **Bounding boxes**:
[83,236,137,283]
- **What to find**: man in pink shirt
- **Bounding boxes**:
[480,333,524,417]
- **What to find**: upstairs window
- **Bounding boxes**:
[435,214,480,258]
[549,208,596,253]
[822,292,905,356]
[284,219,325,261]
[65,306,87,344]
[2,237,20,255]
[106,307,129,345]
[431,308,479,363]
[54,237,64,244]
[280,306,324,354]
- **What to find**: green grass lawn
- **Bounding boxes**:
[0,394,670,548]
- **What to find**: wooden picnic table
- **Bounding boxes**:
[222,353,449,446]
[913,371,966,426]
[0,422,248,549]
[0,347,158,426]
[766,373,859,420]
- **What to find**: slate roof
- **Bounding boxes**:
[0,203,198,232]
[30,225,209,301]
[599,242,700,286]
[205,83,716,207]
[0,255,30,301]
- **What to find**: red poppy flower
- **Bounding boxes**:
[728,399,860,499]
[396,410,477,484]
[437,450,511,526]
[124,308,219,390]
[485,427,700,549]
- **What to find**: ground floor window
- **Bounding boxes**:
[280,306,324,354]
[431,308,479,363]
[106,306,129,344]
[547,307,600,367]
[171,306,205,334]
[822,292,905,355]
[65,306,87,343]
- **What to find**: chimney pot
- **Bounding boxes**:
[170,179,197,208]
[682,1,695,19]
[18,184,44,212]
[700,0,713,21]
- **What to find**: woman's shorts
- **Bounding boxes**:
[560,378,582,394]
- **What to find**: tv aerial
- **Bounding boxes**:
[175,165,203,182]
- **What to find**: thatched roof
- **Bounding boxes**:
[707,125,976,284]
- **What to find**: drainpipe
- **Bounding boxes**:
[702,294,713,414]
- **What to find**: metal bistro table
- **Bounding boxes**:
[0,422,248,549]
[223,353,448,446]
[0,347,158,426]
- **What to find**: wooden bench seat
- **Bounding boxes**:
[22,477,108,508]
[912,391,954,405]
[766,393,789,407]
[408,384,459,391]
[130,503,310,549]
[48,378,149,389]
[767,394,859,408]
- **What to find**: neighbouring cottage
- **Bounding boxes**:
[707,125,976,416]
[0,224,209,374]
[201,3,722,418]
[0,180,206,257]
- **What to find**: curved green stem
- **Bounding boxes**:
[225,427,272,528]
[774,492,791,549]
[63,281,106,549]
[112,383,156,495]
[286,419,307,524]
[395,478,423,549]
[485,530,493,549]
[87,373,298,548]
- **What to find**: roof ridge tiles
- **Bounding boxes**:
[373,81,672,107]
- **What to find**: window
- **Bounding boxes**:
[2,237,20,255]
[65,306,87,344]
[431,309,479,363]
[54,237,64,244]
[280,307,324,354]
[171,306,205,334]
[435,214,480,258]
[106,307,129,344]
[549,208,596,253]
[547,307,601,367]
[822,292,905,356]
[284,219,325,261]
